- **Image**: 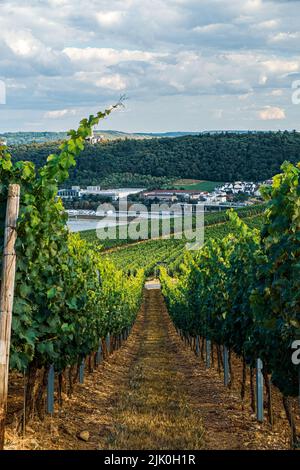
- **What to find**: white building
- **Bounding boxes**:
[85,130,105,145]
[59,186,144,201]
[86,186,101,193]
[57,188,81,199]
[217,181,260,195]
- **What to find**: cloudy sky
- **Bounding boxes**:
[0,0,300,132]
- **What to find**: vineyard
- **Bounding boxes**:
[0,109,299,450]
[0,108,144,447]
[106,214,263,275]
[81,208,265,276]
[81,204,265,251]
[160,161,300,444]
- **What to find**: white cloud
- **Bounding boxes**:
[259,106,286,120]
[75,72,127,90]
[96,11,124,27]
[47,0,71,6]
[1,0,300,131]
[262,59,299,74]
[270,89,283,97]
[253,19,279,30]
[238,92,253,100]
[193,23,234,34]
[63,47,165,70]
[96,75,127,90]
[44,109,77,119]
[241,0,262,13]
[3,30,43,58]
[259,74,268,85]
[270,31,300,43]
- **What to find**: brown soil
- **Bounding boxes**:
[4,285,293,450]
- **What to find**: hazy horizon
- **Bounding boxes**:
[1,128,297,136]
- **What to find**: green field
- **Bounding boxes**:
[173,180,222,192]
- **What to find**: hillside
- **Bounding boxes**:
[10,131,300,186]
[0,129,255,145]
[1,130,153,145]
[1,130,199,145]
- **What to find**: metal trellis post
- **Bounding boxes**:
[79,358,85,384]
[206,339,211,368]
[224,346,230,386]
[256,358,264,422]
[47,365,55,414]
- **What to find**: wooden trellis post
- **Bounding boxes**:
[0,184,20,450]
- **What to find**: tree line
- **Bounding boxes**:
[10,130,300,186]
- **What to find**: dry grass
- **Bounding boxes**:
[100,289,204,449]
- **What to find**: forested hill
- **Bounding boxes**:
[10,131,300,185]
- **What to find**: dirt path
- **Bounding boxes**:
[5,284,289,450]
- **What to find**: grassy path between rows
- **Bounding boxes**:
[101,284,204,449]
[5,282,289,450]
